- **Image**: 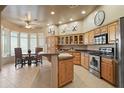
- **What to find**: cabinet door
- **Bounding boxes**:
[81,52,85,67]
[108,22,118,43]
[100,26,108,34]
[107,62,114,84]
[94,28,100,36]
[47,36,58,52]
[73,53,81,65]
[84,56,89,69]
[88,30,94,44]
[79,34,83,44]
[101,62,107,80]
[101,58,115,85]
[84,32,89,45]
[66,60,73,83]
[59,61,66,86]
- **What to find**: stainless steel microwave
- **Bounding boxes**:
[94,34,108,44]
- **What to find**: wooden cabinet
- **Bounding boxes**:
[83,32,89,45]
[79,34,83,44]
[74,35,78,44]
[59,59,73,87]
[88,30,94,44]
[101,58,115,85]
[65,36,69,44]
[73,52,81,65]
[81,52,89,70]
[47,36,58,52]
[59,34,83,45]
[100,26,108,34]
[108,22,118,43]
[67,52,81,65]
[94,28,100,36]
[69,35,74,44]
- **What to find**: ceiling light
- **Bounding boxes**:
[47,24,50,26]
[51,11,55,15]
[59,21,62,24]
[81,10,86,14]
[70,18,73,21]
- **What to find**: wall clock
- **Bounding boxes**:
[94,10,105,26]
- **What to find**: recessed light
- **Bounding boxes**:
[59,21,62,24]
[51,11,55,15]
[81,10,86,14]
[70,18,73,21]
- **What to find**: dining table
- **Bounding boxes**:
[22,53,36,65]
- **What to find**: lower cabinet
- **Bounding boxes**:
[101,58,115,85]
[58,59,73,87]
[67,52,81,65]
[73,52,81,65]
[81,52,89,70]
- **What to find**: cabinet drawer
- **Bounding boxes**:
[102,58,113,63]
[73,53,80,56]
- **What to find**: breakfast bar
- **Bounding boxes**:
[38,52,74,87]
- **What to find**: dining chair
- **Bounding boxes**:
[35,47,43,65]
[14,48,26,68]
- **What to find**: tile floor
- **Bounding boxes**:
[0,61,114,88]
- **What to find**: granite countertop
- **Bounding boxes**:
[58,53,74,60]
[38,52,59,55]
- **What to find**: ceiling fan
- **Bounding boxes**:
[20,12,41,29]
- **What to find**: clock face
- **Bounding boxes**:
[94,10,105,26]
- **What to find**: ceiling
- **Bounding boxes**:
[1,5,99,29]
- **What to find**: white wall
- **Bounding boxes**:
[58,5,124,35]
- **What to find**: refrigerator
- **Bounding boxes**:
[116,17,124,88]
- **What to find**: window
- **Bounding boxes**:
[38,33,45,50]
[1,26,46,58]
[1,28,10,57]
[30,33,37,53]
[20,33,28,54]
[11,32,18,56]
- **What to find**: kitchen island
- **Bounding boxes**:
[38,52,74,87]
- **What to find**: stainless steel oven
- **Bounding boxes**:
[89,55,101,78]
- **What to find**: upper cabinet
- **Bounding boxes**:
[47,36,59,52]
[83,32,89,45]
[59,34,83,45]
[108,21,118,44]
[88,30,94,44]
[94,28,101,36]
[58,21,118,46]
[79,34,84,44]
[100,26,108,34]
